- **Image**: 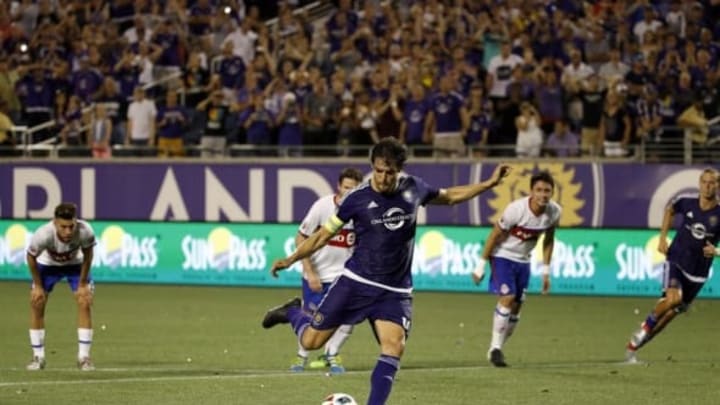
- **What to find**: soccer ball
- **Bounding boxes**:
[321,392,357,405]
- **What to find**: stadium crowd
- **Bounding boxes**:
[0,0,719,161]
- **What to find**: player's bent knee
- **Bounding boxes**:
[380,336,406,357]
[75,294,93,308]
[30,296,47,310]
[300,328,328,350]
[498,295,515,307]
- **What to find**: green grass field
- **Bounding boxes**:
[0,281,717,405]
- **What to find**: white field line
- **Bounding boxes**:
[0,361,643,388]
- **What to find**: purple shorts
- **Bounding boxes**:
[663,261,705,305]
[310,275,413,336]
[488,256,530,302]
[34,264,92,293]
[301,278,333,313]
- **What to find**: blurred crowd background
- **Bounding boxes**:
[1,0,719,162]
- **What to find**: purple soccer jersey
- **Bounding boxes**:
[336,175,439,289]
[309,174,439,333]
[667,196,720,279]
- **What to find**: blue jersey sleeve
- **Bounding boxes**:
[336,190,361,224]
[671,196,688,213]
[414,175,440,206]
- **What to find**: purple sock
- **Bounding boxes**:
[644,314,658,331]
[287,307,311,337]
[367,354,400,405]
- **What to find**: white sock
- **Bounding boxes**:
[325,324,353,356]
[297,345,309,359]
[30,329,46,358]
[490,305,511,350]
[504,315,520,343]
[78,328,93,360]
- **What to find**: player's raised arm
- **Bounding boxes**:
[429,164,511,205]
[270,217,343,277]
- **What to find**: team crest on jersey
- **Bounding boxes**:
[486,163,584,226]
[402,190,415,203]
[710,216,718,227]
[500,284,510,295]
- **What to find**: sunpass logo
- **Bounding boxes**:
[371,207,414,231]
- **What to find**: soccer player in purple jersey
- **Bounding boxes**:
[262,138,510,405]
[625,168,720,363]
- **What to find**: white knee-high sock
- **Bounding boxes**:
[325,324,353,356]
[490,305,511,350]
[297,344,309,358]
[78,328,93,360]
[30,329,46,358]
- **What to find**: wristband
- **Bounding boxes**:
[540,264,550,276]
[473,257,487,279]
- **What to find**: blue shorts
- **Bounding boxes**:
[34,264,93,293]
[488,256,530,302]
[301,278,333,313]
[310,275,413,337]
[663,261,705,305]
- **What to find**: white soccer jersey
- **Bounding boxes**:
[298,194,354,283]
[492,197,562,263]
[27,220,96,266]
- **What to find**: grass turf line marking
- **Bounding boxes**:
[0,361,674,388]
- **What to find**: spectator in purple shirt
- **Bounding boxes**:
[544,119,579,158]
[70,56,103,104]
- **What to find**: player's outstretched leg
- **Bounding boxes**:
[262,297,301,329]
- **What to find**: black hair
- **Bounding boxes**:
[54,202,77,220]
[530,171,555,189]
[338,167,364,184]
[370,138,407,169]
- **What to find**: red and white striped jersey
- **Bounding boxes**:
[492,197,562,263]
[27,220,96,266]
[298,194,354,282]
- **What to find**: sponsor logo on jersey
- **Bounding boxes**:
[686,222,709,240]
[372,207,414,231]
[509,226,542,241]
[327,229,355,248]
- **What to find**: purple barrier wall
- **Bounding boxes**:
[0,161,705,228]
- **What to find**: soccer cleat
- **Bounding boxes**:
[488,348,508,367]
[77,357,95,371]
[262,297,301,329]
[309,354,329,369]
[289,355,307,372]
[26,356,46,371]
[624,349,640,364]
[327,355,345,375]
